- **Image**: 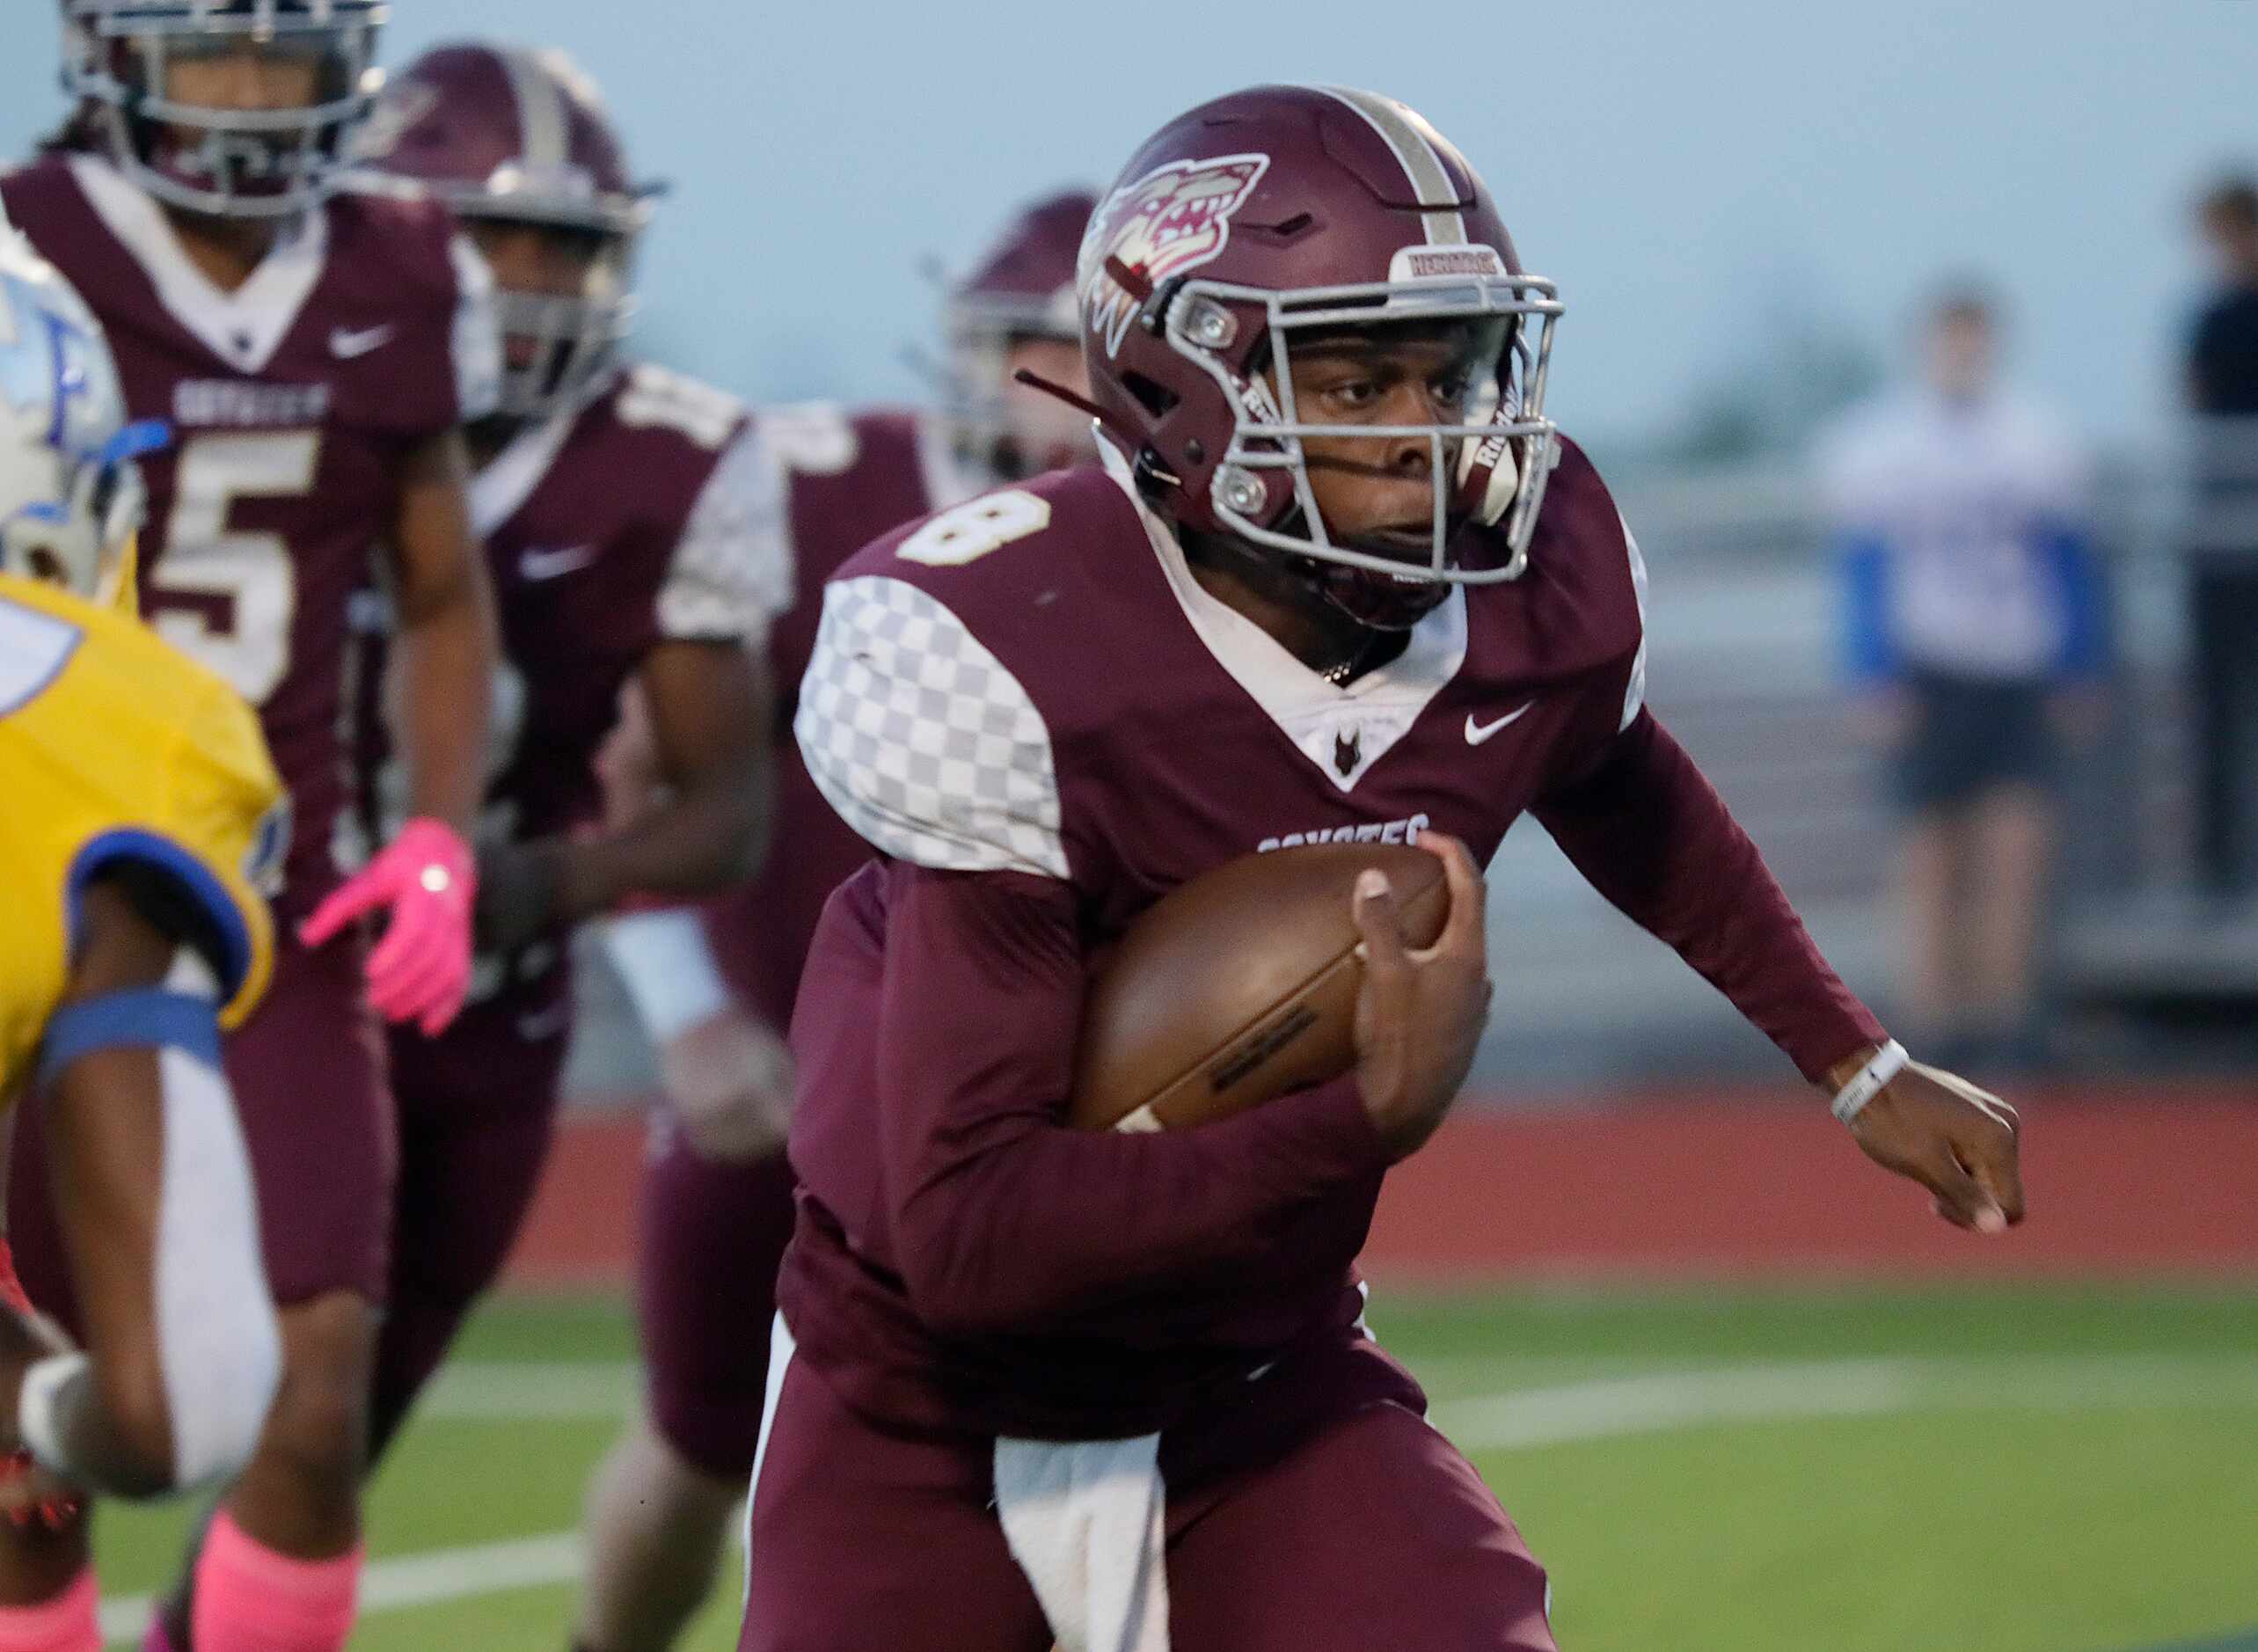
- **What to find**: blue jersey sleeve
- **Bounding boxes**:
[1836,531,1900,688]
[2038,520,2108,681]
[65,830,259,1005]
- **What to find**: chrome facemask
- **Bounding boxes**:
[447,173,650,421]
[940,290,1090,482]
[65,1,387,220]
[1169,265,1562,585]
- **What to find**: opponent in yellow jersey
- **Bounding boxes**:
[0,570,287,1089]
[0,211,281,1596]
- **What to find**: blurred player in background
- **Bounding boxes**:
[746,85,2025,1651]
[0,218,285,1646]
[2184,175,2258,896]
[571,188,1097,1652]
[0,4,500,1648]
[342,40,778,1473]
[1822,284,2102,1071]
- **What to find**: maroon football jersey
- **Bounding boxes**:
[780,435,1883,1440]
[0,154,499,917]
[347,363,790,1010]
[465,364,789,851]
[697,406,966,1030]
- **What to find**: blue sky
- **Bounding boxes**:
[5,0,2250,447]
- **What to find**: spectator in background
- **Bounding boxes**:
[2185,175,2258,895]
[1821,285,2104,1072]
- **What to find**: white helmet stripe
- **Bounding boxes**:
[501,48,567,172]
[1309,84,1468,246]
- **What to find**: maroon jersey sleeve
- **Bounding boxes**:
[844,862,1390,1337]
[1529,514,1885,1082]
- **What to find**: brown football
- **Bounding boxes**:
[1066,842,1451,1132]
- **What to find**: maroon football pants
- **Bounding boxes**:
[368,976,569,1458]
[633,1121,798,1479]
[8,927,394,1326]
[740,1335,1558,1652]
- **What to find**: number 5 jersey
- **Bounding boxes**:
[1,150,500,921]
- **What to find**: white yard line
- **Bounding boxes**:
[420,1361,636,1420]
[88,1353,2258,1643]
[1435,1354,2258,1451]
[99,1532,583,1645]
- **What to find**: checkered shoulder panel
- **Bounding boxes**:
[661,420,795,647]
[793,574,1070,880]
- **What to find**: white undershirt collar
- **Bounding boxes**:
[466,367,617,539]
[69,153,327,376]
[1096,439,1467,792]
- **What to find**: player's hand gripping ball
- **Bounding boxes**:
[1068,841,1454,1132]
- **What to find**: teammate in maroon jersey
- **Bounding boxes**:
[566,192,1098,1652]
[744,85,2027,1652]
[340,40,779,1480]
[0,7,498,1652]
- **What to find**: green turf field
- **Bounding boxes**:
[81,1285,2258,1650]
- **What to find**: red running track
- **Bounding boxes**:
[503,1086,2258,1289]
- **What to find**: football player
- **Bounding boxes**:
[747,85,2026,1652]
[570,189,1097,1652]
[0,220,281,1643]
[338,41,780,1475]
[0,5,500,1650]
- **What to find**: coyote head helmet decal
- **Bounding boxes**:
[1078,153,1268,357]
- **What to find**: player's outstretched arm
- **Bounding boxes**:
[1,877,280,1500]
[1535,709,2026,1230]
[479,642,774,956]
[305,429,498,1035]
[1533,709,1883,1078]
[1825,1047,2024,1232]
[387,428,498,840]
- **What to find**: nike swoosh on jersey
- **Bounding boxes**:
[329,324,397,360]
[1465,703,1536,745]
[519,545,597,581]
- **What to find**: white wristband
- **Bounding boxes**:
[17,1351,90,1477]
[603,909,733,1044]
[1831,1039,1909,1125]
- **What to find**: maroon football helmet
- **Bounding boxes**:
[353,41,661,418]
[62,0,386,219]
[942,189,1096,479]
[1078,84,1562,627]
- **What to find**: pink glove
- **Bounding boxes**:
[300,817,477,1036]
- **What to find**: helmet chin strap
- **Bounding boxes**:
[1309,558,1451,632]
[1009,369,1155,465]
[1230,501,1452,636]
